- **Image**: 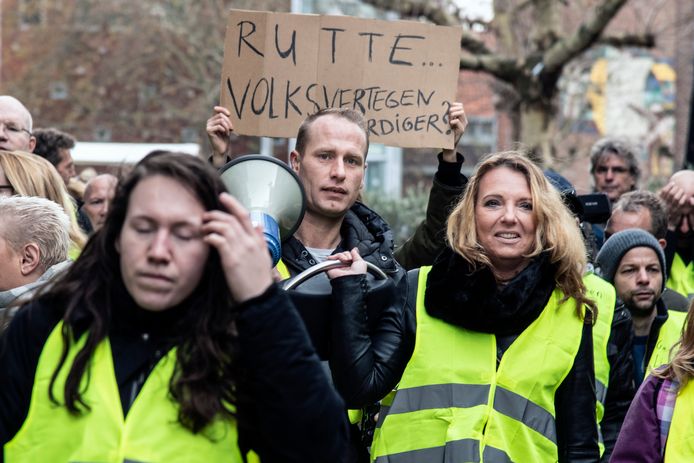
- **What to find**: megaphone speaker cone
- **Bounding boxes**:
[219,155,307,267]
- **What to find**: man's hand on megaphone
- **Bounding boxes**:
[203,192,274,303]
[326,248,367,280]
[206,106,234,165]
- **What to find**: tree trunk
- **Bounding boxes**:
[519,102,555,167]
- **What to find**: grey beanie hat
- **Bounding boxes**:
[595,228,666,289]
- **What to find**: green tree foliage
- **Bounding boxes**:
[364,184,429,245]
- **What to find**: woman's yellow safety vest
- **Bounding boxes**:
[666,253,694,300]
[584,272,616,455]
[371,266,585,462]
[646,311,687,377]
[5,322,243,463]
[665,379,694,461]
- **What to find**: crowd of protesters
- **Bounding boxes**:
[0,91,693,463]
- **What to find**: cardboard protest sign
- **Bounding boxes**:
[220,10,462,149]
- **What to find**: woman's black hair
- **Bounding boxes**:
[44,151,238,432]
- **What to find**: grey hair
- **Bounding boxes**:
[589,137,641,183]
[0,196,70,270]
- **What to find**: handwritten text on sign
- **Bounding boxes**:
[220,10,462,149]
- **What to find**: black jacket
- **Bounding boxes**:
[331,249,602,463]
[0,285,347,463]
[282,198,408,372]
[283,152,465,375]
[600,297,634,462]
[282,200,405,282]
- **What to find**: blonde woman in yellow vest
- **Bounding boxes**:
[611,298,694,462]
[0,152,347,462]
[362,151,601,462]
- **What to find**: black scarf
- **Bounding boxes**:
[424,248,557,336]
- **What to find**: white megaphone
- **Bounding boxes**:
[219,155,306,266]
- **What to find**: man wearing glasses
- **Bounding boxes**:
[0,96,35,153]
[590,137,641,204]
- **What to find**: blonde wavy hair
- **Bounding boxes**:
[654,299,694,387]
[447,151,595,319]
[0,150,86,250]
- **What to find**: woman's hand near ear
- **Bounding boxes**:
[202,193,274,303]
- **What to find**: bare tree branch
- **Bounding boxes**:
[355,1,493,56]
[461,32,492,55]
[462,18,492,29]
[358,1,495,55]
[459,54,520,82]
[597,32,656,48]
[361,0,461,26]
[542,0,630,73]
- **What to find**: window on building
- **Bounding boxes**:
[19,0,44,28]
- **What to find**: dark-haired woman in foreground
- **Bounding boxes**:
[0,152,346,462]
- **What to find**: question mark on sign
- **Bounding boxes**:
[441,100,452,135]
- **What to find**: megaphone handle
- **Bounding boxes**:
[281,260,388,290]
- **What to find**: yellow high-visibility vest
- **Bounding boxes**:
[665,379,694,461]
[584,272,616,456]
[371,265,585,462]
[646,310,687,376]
[666,253,694,300]
[276,259,291,280]
[5,322,243,463]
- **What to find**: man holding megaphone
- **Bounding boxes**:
[207,103,467,461]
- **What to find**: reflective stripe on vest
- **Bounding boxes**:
[666,253,694,300]
[646,311,687,377]
[584,272,616,455]
[371,266,585,462]
[664,379,694,461]
[5,322,242,463]
[276,259,291,280]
